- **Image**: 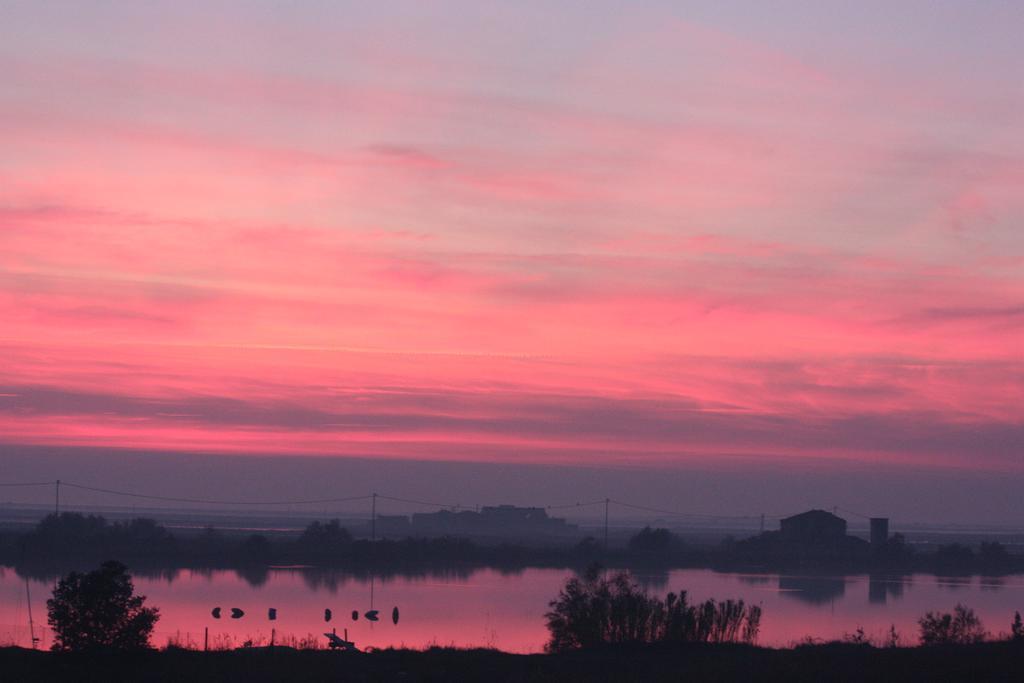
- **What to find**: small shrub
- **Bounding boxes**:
[918,604,986,645]
[1011,612,1023,642]
[843,627,868,645]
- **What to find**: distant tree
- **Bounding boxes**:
[883,533,913,561]
[47,561,159,652]
[935,543,974,567]
[574,536,602,558]
[23,513,108,555]
[979,541,1010,566]
[297,520,352,557]
[1012,612,1024,642]
[197,526,223,547]
[111,518,176,554]
[628,527,676,554]
[240,534,272,563]
[22,514,176,559]
[114,517,173,542]
[918,604,986,645]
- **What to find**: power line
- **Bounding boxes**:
[59,482,374,507]
[545,499,607,510]
[836,506,873,520]
[0,480,809,523]
[609,499,787,521]
[376,494,459,509]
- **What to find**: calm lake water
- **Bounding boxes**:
[2,566,1022,652]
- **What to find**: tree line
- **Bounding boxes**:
[3,514,1021,576]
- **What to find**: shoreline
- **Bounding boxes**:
[4,641,1023,682]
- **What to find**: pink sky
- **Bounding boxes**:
[1,2,1022,476]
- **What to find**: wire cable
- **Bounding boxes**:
[2,480,819,522]
[375,494,459,509]
[545,499,607,510]
[836,506,873,520]
[60,482,373,507]
[609,499,774,521]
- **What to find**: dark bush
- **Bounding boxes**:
[628,527,676,554]
[979,541,1010,566]
[47,560,159,652]
[545,566,761,652]
[918,604,986,645]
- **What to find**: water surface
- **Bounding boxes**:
[2,566,1021,652]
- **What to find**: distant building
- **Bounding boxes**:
[408,504,575,538]
[410,509,480,535]
[738,508,874,562]
[870,518,889,548]
[479,505,558,525]
[375,514,410,536]
[779,509,847,543]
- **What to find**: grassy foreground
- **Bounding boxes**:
[3,642,1024,683]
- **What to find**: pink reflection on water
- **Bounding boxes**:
[138,568,559,653]
[4,567,1024,652]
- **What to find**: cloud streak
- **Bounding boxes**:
[0,2,1021,473]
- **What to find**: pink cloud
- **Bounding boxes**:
[0,8,1021,475]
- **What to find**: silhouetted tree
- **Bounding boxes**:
[574,536,603,559]
[1012,612,1024,642]
[628,527,676,554]
[111,518,176,555]
[918,604,986,645]
[545,566,657,651]
[22,513,108,556]
[545,565,761,652]
[21,514,176,559]
[935,543,974,568]
[297,520,352,558]
[979,541,1010,567]
[47,561,159,652]
[240,534,272,563]
[883,533,913,562]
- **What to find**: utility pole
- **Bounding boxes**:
[25,579,37,649]
[371,493,377,542]
[55,480,60,515]
[604,498,610,551]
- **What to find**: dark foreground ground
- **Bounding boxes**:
[3,642,1024,683]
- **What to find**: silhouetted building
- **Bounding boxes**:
[375,514,410,536]
[407,504,575,539]
[780,509,846,543]
[736,509,872,564]
[870,518,889,548]
[480,505,557,525]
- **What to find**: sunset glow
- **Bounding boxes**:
[2,2,1022,473]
